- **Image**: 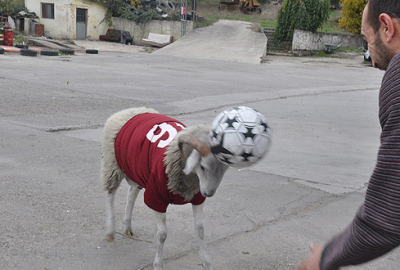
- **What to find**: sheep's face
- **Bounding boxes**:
[183,150,229,197]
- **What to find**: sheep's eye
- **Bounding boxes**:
[200,166,205,171]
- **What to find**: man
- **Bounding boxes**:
[297,1,400,269]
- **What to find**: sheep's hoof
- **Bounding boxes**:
[106,235,114,242]
[125,230,133,237]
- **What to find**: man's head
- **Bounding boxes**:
[361,0,400,70]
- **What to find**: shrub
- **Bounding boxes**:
[0,0,28,19]
[274,0,330,43]
[338,0,368,35]
[100,0,142,17]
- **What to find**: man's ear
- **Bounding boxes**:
[379,13,395,42]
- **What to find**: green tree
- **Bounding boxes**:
[100,0,141,17]
[339,0,367,35]
[274,0,330,43]
[0,0,26,17]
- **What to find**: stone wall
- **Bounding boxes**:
[112,18,193,45]
[292,29,365,51]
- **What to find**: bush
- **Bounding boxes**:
[338,0,367,35]
[0,0,28,20]
[274,0,330,43]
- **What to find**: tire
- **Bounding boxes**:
[86,49,98,54]
[167,1,175,9]
[41,49,59,56]
[0,48,4,54]
[20,49,38,57]
[161,1,175,10]
[15,44,29,49]
[59,49,75,55]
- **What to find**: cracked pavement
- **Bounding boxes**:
[1,29,399,269]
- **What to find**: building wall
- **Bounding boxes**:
[24,0,108,39]
[84,1,108,40]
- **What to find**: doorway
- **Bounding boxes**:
[76,8,87,39]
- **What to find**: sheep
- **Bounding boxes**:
[100,107,229,270]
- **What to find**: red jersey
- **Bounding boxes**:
[114,113,206,213]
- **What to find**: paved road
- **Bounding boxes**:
[1,21,398,270]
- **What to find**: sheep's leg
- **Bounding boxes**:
[153,211,167,270]
[105,191,116,241]
[123,181,141,236]
[193,203,213,270]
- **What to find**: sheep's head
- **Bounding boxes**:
[179,134,229,197]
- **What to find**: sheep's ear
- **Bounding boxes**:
[183,149,201,175]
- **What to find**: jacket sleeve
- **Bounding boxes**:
[320,114,400,269]
[319,206,400,270]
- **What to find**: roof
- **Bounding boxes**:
[88,0,109,7]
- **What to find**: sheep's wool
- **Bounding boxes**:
[114,113,206,213]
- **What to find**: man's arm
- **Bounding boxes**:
[298,53,400,270]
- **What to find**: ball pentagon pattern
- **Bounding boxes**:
[209,106,271,168]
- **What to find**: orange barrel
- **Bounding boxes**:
[35,24,44,37]
[4,28,13,46]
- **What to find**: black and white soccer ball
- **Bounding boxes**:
[209,106,272,168]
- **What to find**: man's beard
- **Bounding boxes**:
[375,34,394,70]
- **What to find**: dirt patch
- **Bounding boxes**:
[197,2,281,22]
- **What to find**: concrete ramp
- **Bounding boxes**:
[153,20,267,64]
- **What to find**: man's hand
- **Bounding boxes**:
[297,243,324,270]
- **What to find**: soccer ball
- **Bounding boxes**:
[209,106,271,168]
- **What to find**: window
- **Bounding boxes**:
[42,3,54,19]
[76,8,86,23]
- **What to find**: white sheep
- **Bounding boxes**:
[100,107,229,270]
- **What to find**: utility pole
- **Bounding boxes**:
[191,0,196,28]
[181,0,187,37]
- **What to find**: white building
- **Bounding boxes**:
[23,0,109,40]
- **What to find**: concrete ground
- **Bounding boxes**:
[153,20,267,64]
[1,20,399,270]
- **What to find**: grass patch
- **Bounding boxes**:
[143,45,156,53]
[196,2,281,28]
[314,50,332,57]
[13,31,28,44]
[196,3,353,37]
[260,20,277,28]
[317,10,350,35]
[313,46,363,58]
[196,16,220,28]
